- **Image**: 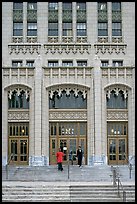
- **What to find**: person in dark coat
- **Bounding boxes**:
[77,146,83,167]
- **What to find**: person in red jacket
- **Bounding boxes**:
[56,148,64,171]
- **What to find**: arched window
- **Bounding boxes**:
[8,90,29,109]
[107,90,128,109]
[49,90,87,109]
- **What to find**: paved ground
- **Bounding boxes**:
[2,164,135,184]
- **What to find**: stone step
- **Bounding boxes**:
[2,184,135,202]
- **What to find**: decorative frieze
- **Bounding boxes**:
[8,44,41,54]
[8,110,29,121]
[101,67,133,78]
[44,44,91,54]
[94,43,127,54]
[49,110,87,121]
[107,109,128,121]
[44,67,93,78]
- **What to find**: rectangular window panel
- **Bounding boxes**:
[27,3,37,10]
[48,61,59,67]
[113,60,123,67]
[77,61,87,66]
[48,22,58,36]
[12,61,23,67]
[62,2,72,10]
[48,2,58,10]
[112,2,121,11]
[13,3,23,10]
[77,2,86,10]
[27,23,37,36]
[101,60,109,67]
[26,61,34,67]
[13,23,23,36]
[98,22,108,36]
[62,61,73,66]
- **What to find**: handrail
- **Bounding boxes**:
[6,153,14,179]
[111,166,126,202]
[117,176,126,202]
[123,155,133,179]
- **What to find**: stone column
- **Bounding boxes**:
[30,55,45,166]
[93,55,103,165]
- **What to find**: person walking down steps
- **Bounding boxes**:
[77,146,83,168]
[56,148,64,171]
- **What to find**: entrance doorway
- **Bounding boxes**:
[107,122,128,165]
[49,122,87,165]
[8,123,29,165]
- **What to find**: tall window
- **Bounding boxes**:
[13,2,23,36]
[27,2,37,36]
[48,2,58,36]
[112,2,122,36]
[62,2,72,36]
[98,2,108,36]
[76,2,87,36]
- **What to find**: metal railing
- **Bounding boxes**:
[117,176,126,202]
[6,153,14,179]
[111,166,126,202]
[124,155,134,179]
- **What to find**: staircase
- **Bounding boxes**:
[2,182,135,202]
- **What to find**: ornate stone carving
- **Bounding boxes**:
[44,44,91,54]
[8,110,29,121]
[8,44,41,54]
[49,110,87,121]
[94,44,127,54]
[8,86,30,99]
[48,85,88,99]
[77,37,87,43]
[48,37,58,43]
[12,37,23,43]
[106,85,128,99]
[27,37,37,43]
[107,110,128,121]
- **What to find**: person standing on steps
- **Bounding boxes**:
[56,148,64,171]
[77,146,83,168]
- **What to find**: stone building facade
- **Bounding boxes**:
[2,2,135,166]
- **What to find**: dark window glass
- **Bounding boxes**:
[48,2,58,10]
[112,2,121,11]
[62,2,72,10]
[49,90,87,109]
[13,3,23,10]
[98,22,108,36]
[8,90,29,109]
[48,22,58,36]
[27,23,37,36]
[77,2,86,10]
[13,23,23,36]
[107,90,128,109]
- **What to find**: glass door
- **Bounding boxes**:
[107,122,128,165]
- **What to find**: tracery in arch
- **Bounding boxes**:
[8,86,30,109]
[49,86,87,109]
[106,86,128,109]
